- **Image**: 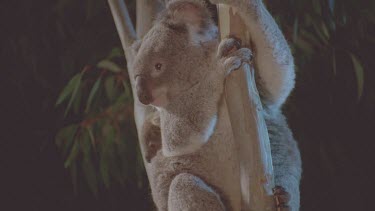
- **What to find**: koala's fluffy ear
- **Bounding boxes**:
[166,0,218,44]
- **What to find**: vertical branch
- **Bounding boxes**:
[108,0,164,165]
[109,1,274,209]
[218,5,275,211]
[108,0,137,54]
[132,0,164,151]
[136,0,164,38]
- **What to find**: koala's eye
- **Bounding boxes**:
[155,63,162,71]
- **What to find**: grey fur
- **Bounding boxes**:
[132,0,301,210]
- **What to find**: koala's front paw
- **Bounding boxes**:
[273,186,291,211]
[217,37,253,76]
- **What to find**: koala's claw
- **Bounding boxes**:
[273,186,291,211]
[218,37,253,76]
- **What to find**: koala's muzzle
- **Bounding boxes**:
[135,75,153,105]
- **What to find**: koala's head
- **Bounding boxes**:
[132,0,218,107]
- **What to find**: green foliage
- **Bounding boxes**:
[54,0,147,196]
[56,74,81,107]
[267,0,373,101]
[55,0,374,197]
[85,76,102,112]
[97,60,123,73]
[55,48,145,194]
[348,52,364,100]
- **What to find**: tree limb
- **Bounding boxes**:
[136,0,164,38]
[108,0,164,166]
[108,0,137,52]
[218,5,275,211]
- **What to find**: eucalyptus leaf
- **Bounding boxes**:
[81,129,91,156]
[295,36,314,56]
[64,72,83,116]
[87,126,97,153]
[56,124,79,157]
[100,154,111,188]
[321,22,330,40]
[122,80,132,101]
[107,47,123,59]
[105,124,116,145]
[311,19,329,46]
[85,77,102,113]
[56,73,81,106]
[80,128,98,194]
[64,139,80,168]
[348,52,365,101]
[83,156,98,196]
[104,75,116,101]
[72,84,82,114]
[299,28,322,49]
[97,60,122,73]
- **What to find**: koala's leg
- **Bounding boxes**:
[266,113,302,211]
[168,173,226,211]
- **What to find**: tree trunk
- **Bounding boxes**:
[108,1,275,210]
[217,5,275,211]
[108,0,163,162]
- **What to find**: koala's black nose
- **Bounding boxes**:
[135,75,153,105]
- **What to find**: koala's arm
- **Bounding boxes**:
[245,2,295,109]
[214,0,295,109]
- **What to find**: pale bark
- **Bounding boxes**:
[108,0,163,154]
[108,2,166,192]
[218,5,275,211]
[108,1,275,210]
[107,0,136,56]
[136,0,164,37]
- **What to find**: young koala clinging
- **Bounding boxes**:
[131,0,301,210]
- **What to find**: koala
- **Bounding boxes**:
[131,0,302,210]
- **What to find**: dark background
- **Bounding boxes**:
[1,0,374,210]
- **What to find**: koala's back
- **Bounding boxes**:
[146,98,242,211]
